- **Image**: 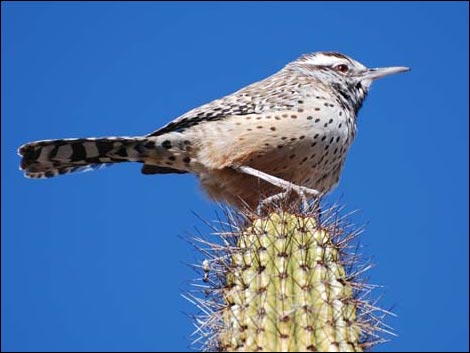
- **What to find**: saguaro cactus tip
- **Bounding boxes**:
[186,203,394,352]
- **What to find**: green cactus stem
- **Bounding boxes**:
[188,205,392,352]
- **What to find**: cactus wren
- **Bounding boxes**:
[18,52,409,208]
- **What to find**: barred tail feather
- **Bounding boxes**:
[18,137,145,179]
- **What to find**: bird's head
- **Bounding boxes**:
[290,51,409,89]
[286,51,409,113]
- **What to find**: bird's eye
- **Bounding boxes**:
[334,64,349,73]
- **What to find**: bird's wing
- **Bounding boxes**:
[147,94,257,137]
[146,71,297,137]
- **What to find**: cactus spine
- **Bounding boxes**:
[188,205,391,351]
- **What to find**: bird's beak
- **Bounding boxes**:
[361,66,410,81]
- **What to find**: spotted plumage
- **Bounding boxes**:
[18,52,409,208]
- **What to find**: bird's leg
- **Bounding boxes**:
[235,166,320,210]
[236,166,320,198]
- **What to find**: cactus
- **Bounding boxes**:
[187,203,392,352]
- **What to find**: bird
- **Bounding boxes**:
[18,51,409,209]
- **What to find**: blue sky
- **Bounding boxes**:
[2,2,468,352]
